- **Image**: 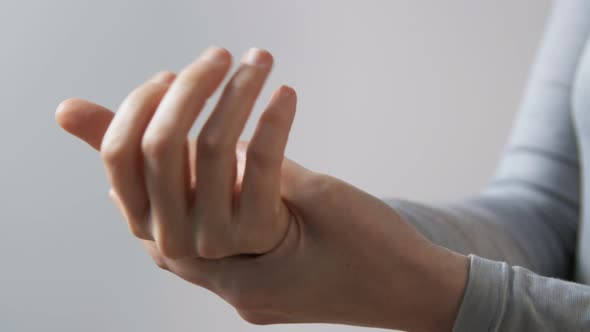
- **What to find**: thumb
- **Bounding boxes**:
[55,98,114,152]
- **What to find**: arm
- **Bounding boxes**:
[385,0,590,330]
[54,2,587,330]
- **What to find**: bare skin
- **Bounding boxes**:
[55,46,469,332]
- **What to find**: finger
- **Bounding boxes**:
[109,187,160,246]
[141,238,222,291]
[101,71,177,240]
[149,70,176,85]
[194,47,273,258]
[142,47,232,259]
[141,239,170,271]
[54,70,175,152]
[55,99,114,151]
[138,236,214,289]
[186,139,198,202]
[237,85,297,252]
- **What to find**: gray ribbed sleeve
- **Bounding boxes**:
[383,0,590,330]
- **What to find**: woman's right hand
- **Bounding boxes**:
[56,47,468,331]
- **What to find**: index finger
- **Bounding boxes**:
[55,72,176,151]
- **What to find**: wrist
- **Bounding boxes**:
[420,245,470,332]
[371,206,470,332]
[364,210,470,332]
[378,240,469,332]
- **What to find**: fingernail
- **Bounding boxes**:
[200,46,229,64]
[268,86,294,107]
[279,85,294,98]
[241,47,272,67]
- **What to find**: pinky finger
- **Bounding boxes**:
[236,85,297,251]
[140,239,169,271]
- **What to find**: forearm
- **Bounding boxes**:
[381,189,583,331]
[384,184,576,278]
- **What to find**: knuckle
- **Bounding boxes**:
[246,145,280,168]
[157,232,193,260]
[152,255,169,271]
[100,139,128,166]
[142,240,169,271]
[128,222,151,241]
[141,133,173,159]
[196,235,224,259]
[197,131,231,158]
[226,74,253,96]
[158,243,190,260]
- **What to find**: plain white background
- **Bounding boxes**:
[1,1,551,331]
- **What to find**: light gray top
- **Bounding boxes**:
[384,0,590,330]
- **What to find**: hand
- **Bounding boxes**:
[56,47,469,331]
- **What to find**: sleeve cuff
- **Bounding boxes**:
[452,254,510,332]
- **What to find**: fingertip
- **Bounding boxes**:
[198,46,233,66]
[279,85,296,103]
[275,85,297,111]
[54,98,115,151]
[149,70,176,84]
[216,46,233,60]
[241,47,274,68]
[55,98,84,130]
